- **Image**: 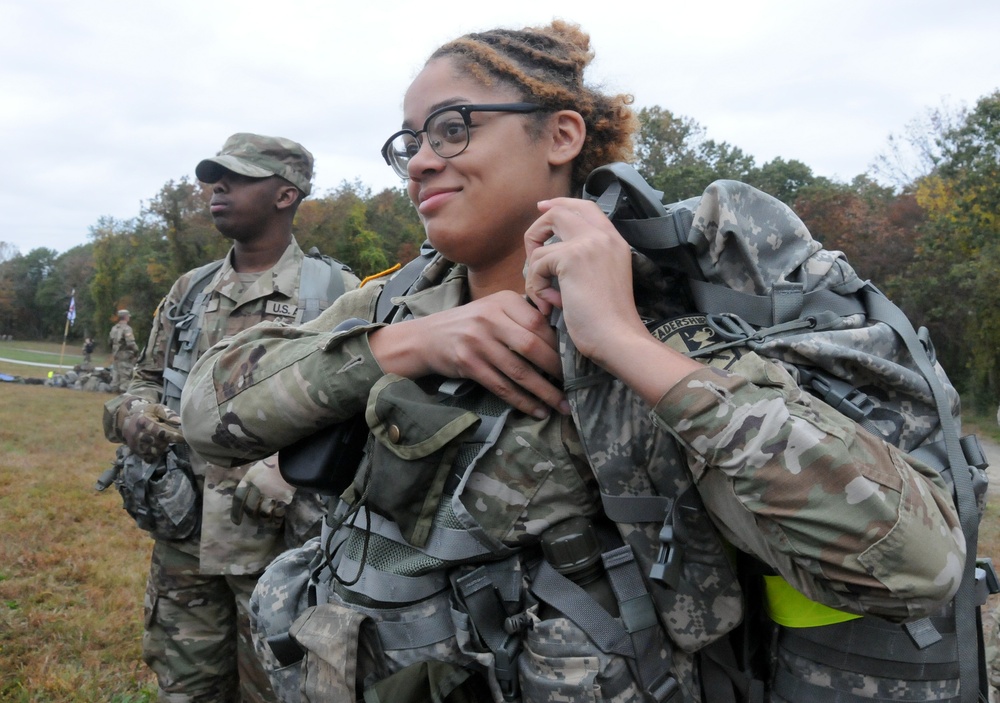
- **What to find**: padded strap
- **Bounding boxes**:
[688,278,866,327]
[298,253,347,324]
[863,284,983,702]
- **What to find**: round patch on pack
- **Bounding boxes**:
[647,315,746,370]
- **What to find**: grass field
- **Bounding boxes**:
[1,345,999,701]
[0,384,155,702]
[0,340,98,382]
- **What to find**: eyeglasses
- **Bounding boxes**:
[380,103,546,179]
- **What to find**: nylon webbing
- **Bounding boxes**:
[342,506,493,562]
[863,284,983,702]
[778,618,960,671]
[602,546,680,703]
[161,259,223,411]
[334,553,447,603]
[529,561,635,657]
[454,561,523,701]
[687,278,866,327]
[599,494,674,524]
[375,608,454,650]
[771,670,961,703]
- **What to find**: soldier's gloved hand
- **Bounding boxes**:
[122,402,184,462]
[231,460,295,526]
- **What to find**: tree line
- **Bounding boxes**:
[2,92,997,409]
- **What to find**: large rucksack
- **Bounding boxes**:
[259,169,994,702]
[574,163,994,702]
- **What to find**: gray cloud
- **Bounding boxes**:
[1,0,997,255]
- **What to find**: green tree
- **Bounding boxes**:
[143,178,224,278]
[634,106,757,203]
[747,158,823,204]
[89,216,166,351]
[903,91,1000,405]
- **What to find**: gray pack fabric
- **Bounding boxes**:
[578,163,992,703]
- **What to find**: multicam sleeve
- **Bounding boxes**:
[651,352,965,622]
[181,285,386,467]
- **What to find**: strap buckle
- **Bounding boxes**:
[649,518,683,588]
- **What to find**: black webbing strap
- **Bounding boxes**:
[454,562,523,702]
[699,637,766,703]
[375,243,437,323]
[863,284,984,702]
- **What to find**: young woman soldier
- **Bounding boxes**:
[181,20,964,703]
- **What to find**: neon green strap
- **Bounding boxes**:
[763,575,860,628]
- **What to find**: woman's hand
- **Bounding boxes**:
[524,198,702,405]
[524,198,646,361]
[369,290,567,419]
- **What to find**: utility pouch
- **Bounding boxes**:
[112,443,200,541]
[361,375,479,547]
[278,415,369,496]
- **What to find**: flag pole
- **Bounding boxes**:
[57,316,69,369]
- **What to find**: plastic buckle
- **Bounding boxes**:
[706,313,756,343]
[493,648,520,702]
[648,671,681,702]
[978,557,1000,594]
[649,519,682,588]
[801,369,874,423]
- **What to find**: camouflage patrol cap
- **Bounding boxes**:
[118,309,130,316]
[195,133,314,196]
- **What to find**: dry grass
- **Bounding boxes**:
[0,384,155,702]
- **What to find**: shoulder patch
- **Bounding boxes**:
[647,314,745,370]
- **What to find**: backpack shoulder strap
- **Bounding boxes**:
[160,259,225,411]
[375,241,437,323]
[299,247,350,324]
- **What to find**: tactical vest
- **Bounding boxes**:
[252,169,992,703]
[160,249,348,413]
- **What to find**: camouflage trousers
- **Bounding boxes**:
[144,540,277,703]
[111,359,135,393]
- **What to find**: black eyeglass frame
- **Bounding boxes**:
[380,102,546,179]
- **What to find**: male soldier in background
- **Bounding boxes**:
[102,133,358,703]
[81,337,96,369]
[108,309,138,392]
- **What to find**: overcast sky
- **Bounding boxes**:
[2,0,997,256]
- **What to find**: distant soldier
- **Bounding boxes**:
[108,309,137,392]
[81,337,95,366]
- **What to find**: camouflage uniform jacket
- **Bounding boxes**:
[105,239,359,575]
[109,319,138,361]
[181,260,964,698]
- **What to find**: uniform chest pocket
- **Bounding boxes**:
[361,374,481,548]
